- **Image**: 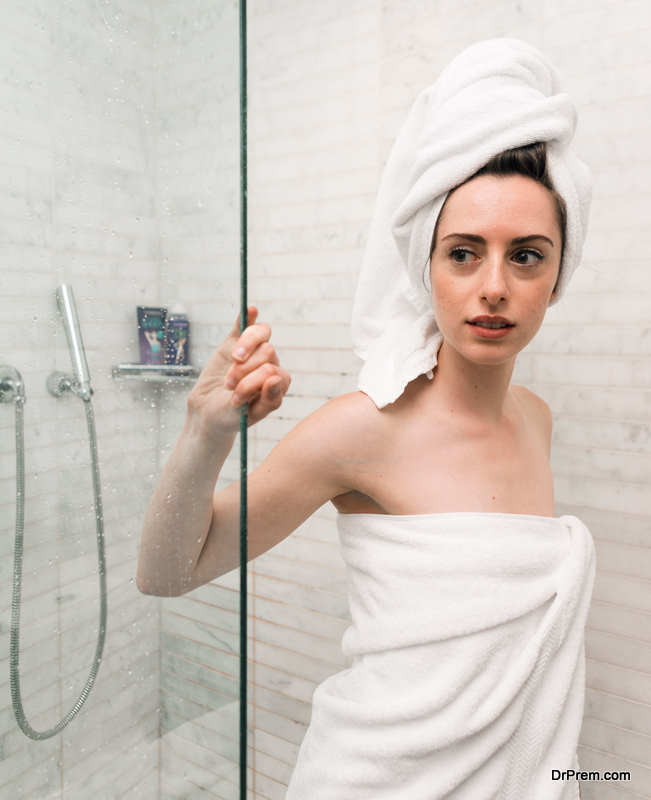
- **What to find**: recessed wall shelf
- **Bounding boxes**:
[111,363,200,384]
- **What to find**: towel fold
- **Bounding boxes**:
[285,512,596,800]
[351,37,593,408]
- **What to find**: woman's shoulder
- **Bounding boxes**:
[315,390,389,464]
[322,390,386,439]
[511,384,552,421]
[511,384,553,454]
[323,383,553,455]
[328,384,551,425]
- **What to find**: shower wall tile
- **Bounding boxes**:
[62,710,158,799]
[124,768,159,800]
[240,1,651,799]
[1,749,61,800]
[0,682,61,759]
[0,1,160,798]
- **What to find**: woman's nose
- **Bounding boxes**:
[479,259,509,302]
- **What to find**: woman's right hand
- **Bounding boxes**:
[186,305,291,438]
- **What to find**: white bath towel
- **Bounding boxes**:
[351,37,594,408]
[285,512,596,799]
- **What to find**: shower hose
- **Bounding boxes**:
[8,378,107,740]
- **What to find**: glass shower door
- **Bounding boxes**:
[0,1,246,797]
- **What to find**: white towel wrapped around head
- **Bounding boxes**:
[351,37,593,408]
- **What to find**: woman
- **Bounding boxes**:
[136,142,561,589]
[138,39,595,800]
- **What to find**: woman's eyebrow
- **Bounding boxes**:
[441,233,554,247]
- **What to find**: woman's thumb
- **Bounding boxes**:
[230,305,258,336]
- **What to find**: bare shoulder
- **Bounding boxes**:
[317,389,386,464]
[270,389,380,479]
[512,384,552,421]
[326,389,383,431]
[511,384,553,452]
[262,388,382,489]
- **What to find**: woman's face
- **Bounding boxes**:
[429,173,561,365]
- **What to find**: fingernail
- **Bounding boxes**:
[235,347,246,358]
[232,393,241,405]
[270,383,280,396]
[224,376,235,388]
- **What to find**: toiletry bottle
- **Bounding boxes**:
[164,304,190,368]
[137,306,167,365]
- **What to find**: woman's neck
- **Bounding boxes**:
[424,339,518,430]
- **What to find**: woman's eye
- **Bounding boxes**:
[449,247,473,263]
[514,249,543,266]
[448,247,543,266]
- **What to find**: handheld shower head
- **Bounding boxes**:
[56,284,92,401]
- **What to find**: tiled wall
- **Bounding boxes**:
[237,2,651,800]
[0,2,162,797]
[0,0,241,797]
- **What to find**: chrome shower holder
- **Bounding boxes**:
[0,365,25,405]
[46,370,94,400]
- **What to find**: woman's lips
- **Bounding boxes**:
[466,321,515,339]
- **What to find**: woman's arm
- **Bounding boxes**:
[136,305,291,596]
[136,409,236,596]
[177,394,361,590]
[138,386,360,595]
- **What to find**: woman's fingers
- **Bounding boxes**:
[199,306,259,377]
[188,305,290,434]
[225,340,279,388]
[231,362,285,406]
[242,371,291,425]
[231,321,272,365]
